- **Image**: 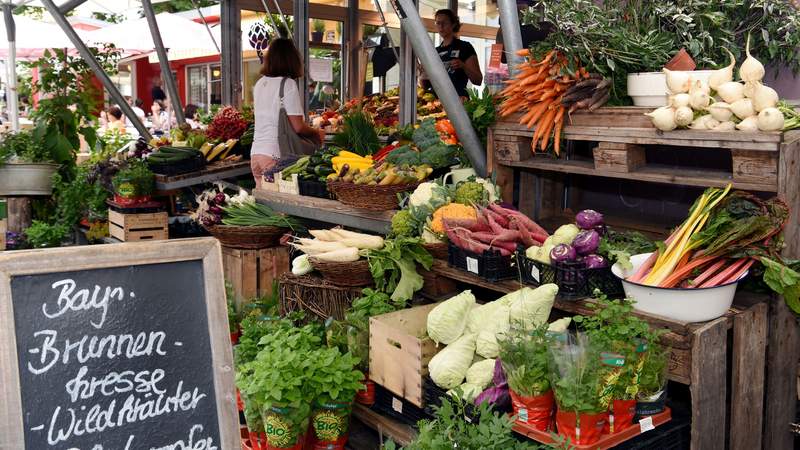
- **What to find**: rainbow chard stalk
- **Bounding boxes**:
[642,185,731,287]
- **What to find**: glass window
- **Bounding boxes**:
[311,0,345,7]
[309,19,344,111]
[187,66,208,110]
[210,64,222,106]
[459,0,499,27]
[363,25,400,96]
[243,59,262,105]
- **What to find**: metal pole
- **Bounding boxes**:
[39,0,151,139]
[190,0,221,54]
[497,0,524,77]
[398,0,415,126]
[2,4,18,132]
[270,0,292,41]
[58,0,87,14]
[258,0,281,38]
[371,0,399,62]
[141,0,185,125]
[221,0,242,106]
[388,0,486,175]
[293,0,309,114]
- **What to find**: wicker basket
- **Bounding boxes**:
[204,224,287,249]
[327,181,418,211]
[308,257,373,287]
[279,273,364,322]
[423,242,449,260]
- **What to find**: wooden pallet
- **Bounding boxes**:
[427,260,769,450]
[107,209,168,242]
[221,245,289,309]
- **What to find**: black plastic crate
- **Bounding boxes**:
[371,384,431,427]
[515,251,623,300]
[298,179,333,199]
[614,412,690,450]
[448,243,516,282]
[422,377,513,424]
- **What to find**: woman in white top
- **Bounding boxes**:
[252,38,325,188]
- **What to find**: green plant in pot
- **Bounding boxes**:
[499,322,554,431]
[111,159,155,203]
[0,130,60,196]
[311,19,325,42]
[572,295,664,433]
[243,324,324,449]
[308,347,364,446]
[635,340,668,415]
[548,333,606,445]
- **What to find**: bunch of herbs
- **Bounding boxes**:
[498,323,552,397]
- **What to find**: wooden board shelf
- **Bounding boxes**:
[506,157,778,192]
[253,189,394,234]
[352,404,416,446]
[154,161,251,190]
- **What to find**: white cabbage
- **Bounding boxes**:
[466,359,496,389]
[427,290,476,345]
[429,333,477,389]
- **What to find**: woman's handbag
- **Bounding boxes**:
[278,77,321,157]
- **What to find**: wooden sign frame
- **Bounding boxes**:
[0,237,238,450]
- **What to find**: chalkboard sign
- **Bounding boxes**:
[0,238,238,450]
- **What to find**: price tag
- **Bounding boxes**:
[639,416,655,433]
[530,265,540,283]
[392,397,403,414]
[518,408,528,422]
[466,257,479,274]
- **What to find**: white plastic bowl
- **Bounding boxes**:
[611,253,746,323]
[627,70,715,107]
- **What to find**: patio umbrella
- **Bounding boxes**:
[85,12,220,52]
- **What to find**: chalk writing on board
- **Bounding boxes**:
[12,261,221,450]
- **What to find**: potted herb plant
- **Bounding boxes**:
[344,288,406,406]
[111,159,155,205]
[549,333,606,446]
[0,130,60,196]
[498,323,555,431]
[635,342,669,416]
[572,295,662,433]
[308,347,364,450]
[311,19,325,43]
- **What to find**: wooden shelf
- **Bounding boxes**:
[352,404,416,446]
[253,190,394,234]
[505,158,778,192]
[309,42,342,51]
[154,161,251,191]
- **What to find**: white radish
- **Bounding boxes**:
[688,115,717,130]
[690,91,711,110]
[735,116,760,132]
[291,238,348,255]
[757,108,784,131]
[669,93,691,108]
[674,106,694,127]
[712,121,736,132]
[309,229,340,241]
[310,247,361,262]
[752,82,779,112]
[645,106,677,131]
[706,102,733,122]
[689,79,710,96]
[663,69,691,94]
[740,34,765,82]
[708,48,735,90]
[730,98,756,120]
[328,228,385,249]
[716,81,745,103]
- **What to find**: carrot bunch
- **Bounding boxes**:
[498,49,609,156]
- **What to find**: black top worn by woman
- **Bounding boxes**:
[435,38,478,97]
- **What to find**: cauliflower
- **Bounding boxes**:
[475,178,498,203]
[454,181,487,205]
[391,210,416,237]
[409,182,436,208]
[422,226,445,244]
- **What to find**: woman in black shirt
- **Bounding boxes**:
[432,9,483,98]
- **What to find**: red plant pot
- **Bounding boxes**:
[510,389,555,431]
[114,194,152,206]
[555,409,608,446]
[355,374,375,406]
[605,399,636,434]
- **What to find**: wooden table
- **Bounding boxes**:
[253,189,395,234]
[428,260,769,450]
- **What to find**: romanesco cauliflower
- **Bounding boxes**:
[391,209,416,237]
[454,181,487,205]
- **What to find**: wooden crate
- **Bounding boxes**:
[592,142,646,173]
[0,218,6,250]
[222,245,289,309]
[369,303,440,408]
[107,209,168,242]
